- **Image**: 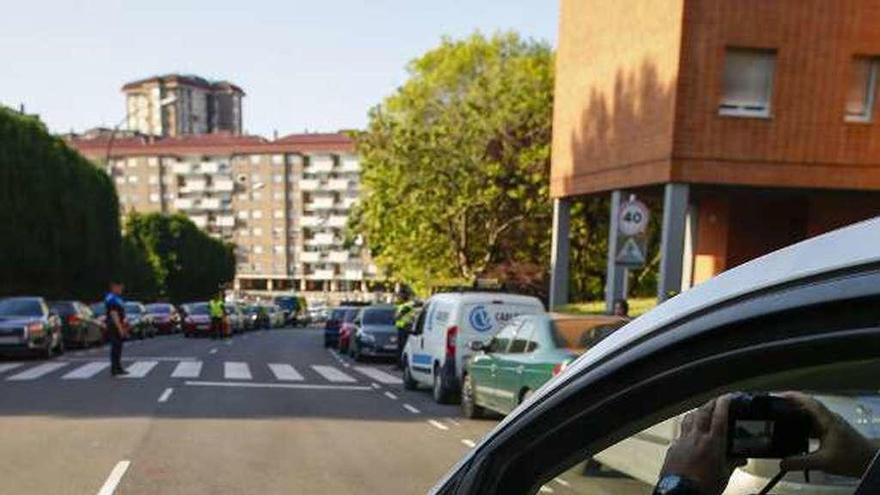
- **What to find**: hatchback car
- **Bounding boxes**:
[325,306,357,348]
[0,296,63,358]
[348,305,398,361]
[181,302,212,337]
[462,313,627,418]
[49,300,105,348]
[144,303,181,335]
[430,218,880,495]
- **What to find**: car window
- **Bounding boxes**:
[509,318,536,353]
[550,318,627,351]
[0,298,45,317]
[488,319,522,353]
[49,302,77,316]
[363,308,395,325]
[343,309,358,323]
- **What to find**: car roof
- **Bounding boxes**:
[429,291,544,306]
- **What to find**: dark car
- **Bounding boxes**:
[348,305,398,362]
[124,301,156,339]
[324,306,356,348]
[0,296,63,358]
[144,303,181,335]
[49,300,105,348]
[181,302,212,337]
[243,304,270,330]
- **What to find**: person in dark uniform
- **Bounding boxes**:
[104,281,129,376]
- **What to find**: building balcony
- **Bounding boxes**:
[340,157,360,172]
[201,198,222,210]
[343,269,364,280]
[327,179,350,191]
[180,180,207,193]
[217,215,235,227]
[191,216,208,228]
[300,179,321,191]
[327,215,348,228]
[172,162,193,174]
[300,251,322,263]
[310,269,336,280]
[308,233,336,246]
[305,156,334,174]
[305,197,336,210]
[200,161,220,174]
[327,251,349,263]
[341,197,358,209]
[301,216,323,227]
[173,198,194,209]
[213,179,235,192]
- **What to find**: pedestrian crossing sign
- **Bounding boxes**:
[616,236,647,266]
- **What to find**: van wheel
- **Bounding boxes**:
[461,373,484,419]
[432,365,452,404]
[403,359,418,390]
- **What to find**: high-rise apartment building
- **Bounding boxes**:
[67,132,382,301]
[122,74,244,137]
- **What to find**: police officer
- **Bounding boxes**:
[105,280,128,376]
[209,293,225,339]
[395,295,417,369]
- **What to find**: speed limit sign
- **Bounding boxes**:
[618,199,650,236]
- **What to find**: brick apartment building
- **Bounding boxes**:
[550,0,880,309]
[67,132,383,302]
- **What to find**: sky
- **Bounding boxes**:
[0,0,558,137]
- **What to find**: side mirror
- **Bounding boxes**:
[469,340,486,352]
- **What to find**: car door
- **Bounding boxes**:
[474,320,519,413]
[408,302,433,383]
[495,317,535,414]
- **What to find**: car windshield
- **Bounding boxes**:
[145,304,171,314]
[0,298,44,317]
[89,303,106,316]
[185,303,210,316]
[550,318,627,351]
[48,302,77,316]
[362,308,395,325]
[124,303,143,314]
[331,308,348,321]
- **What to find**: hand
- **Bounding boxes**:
[780,392,877,478]
[660,395,745,495]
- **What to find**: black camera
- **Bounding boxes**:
[727,393,811,458]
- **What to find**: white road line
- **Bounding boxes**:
[539,485,554,493]
[123,360,158,378]
[0,363,23,375]
[428,419,449,431]
[209,348,218,354]
[171,361,202,378]
[61,356,197,362]
[342,363,351,368]
[403,403,421,414]
[371,383,382,389]
[384,391,398,400]
[446,418,461,427]
[224,361,252,380]
[268,363,304,381]
[63,362,111,379]
[184,380,372,391]
[157,387,173,403]
[553,478,571,488]
[224,340,232,346]
[311,365,356,383]
[96,460,130,495]
[354,366,403,385]
[6,362,68,381]
[461,439,476,448]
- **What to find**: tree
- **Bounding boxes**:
[354,32,554,294]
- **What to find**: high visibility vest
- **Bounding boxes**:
[209,300,224,318]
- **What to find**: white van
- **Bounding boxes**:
[402,291,545,403]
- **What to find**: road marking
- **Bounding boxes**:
[96,460,130,495]
[171,361,202,378]
[403,403,421,414]
[61,356,197,362]
[158,387,173,403]
[354,366,403,384]
[311,365,356,383]
[0,363,23,375]
[225,340,232,346]
[384,391,398,400]
[268,363,304,381]
[63,362,111,379]
[224,361,252,380]
[209,348,218,354]
[371,383,382,389]
[6,362,67,381]
[428,419,449,431]
[123,360,158,378]
[184,380,372,391]
[461,439,476,448]
[539,486,554,493]
[553,478,571,488]
[342,363,351,368]
[446,418,461,427]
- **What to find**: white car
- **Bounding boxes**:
[402,291,544,404]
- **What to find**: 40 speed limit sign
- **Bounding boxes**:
[616,198,650,267]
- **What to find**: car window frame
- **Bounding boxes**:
[508,317,536,354]
[489,318,523,354]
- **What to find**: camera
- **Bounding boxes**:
[727,393,811,458]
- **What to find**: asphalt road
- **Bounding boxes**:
[0,327,651,494]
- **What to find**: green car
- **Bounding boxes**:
[461,313,628,418]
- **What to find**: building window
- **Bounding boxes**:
[719,48,776,118]
[149,193,160,203]
[273,209,284,219]
[253,246,264,254]
[127,175,139,184]
[148,175,159,185]
[249,155,261,165]
[253,227,263,236]
[252,210,263,219]
[147,157,158,167]
[237,210,249,220]
[274,245,284,254]
[272,155,284,165]
[253,191,263,201]
[273,174,283,183]
[846,56,879,122]
[273,191,284,200]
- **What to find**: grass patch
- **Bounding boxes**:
[554,297,657,317]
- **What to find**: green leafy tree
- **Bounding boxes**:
[354,32,554,294]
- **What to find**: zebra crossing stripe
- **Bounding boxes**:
[0,363,23,375]
[311,365,356,383]
[224,361,252,380]
[63,362,110,379]
[354,366,403,385]
[268,363,303,381]
[123,360,158,378]
[171,361,202,378]
[7,362,68,381]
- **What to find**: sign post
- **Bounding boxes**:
[615,196,650,267]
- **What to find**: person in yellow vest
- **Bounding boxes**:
[209,294,226,340]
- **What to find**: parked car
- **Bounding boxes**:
[401,291,545,404]
[180,302,212,337]
[429,218,880,495]
[348,305,399,361]
[49,300,105,348]
[337,309,360,354]
[144,303,181,335]
[265,304,285,328]
[324,306,357,348]
[89,302,107,327]
[124,302,156,339]
[225,303,246,333]
[461,313,628,418]
[243,305,270,330]
[0,296,63,358]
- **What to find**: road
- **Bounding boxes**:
[0,327,651,494]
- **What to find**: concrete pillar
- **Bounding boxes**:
[605,190,628,312]
[549,198,571,309]
[266,278,274,293]
[658,183,690,301]
[299,278,306,292]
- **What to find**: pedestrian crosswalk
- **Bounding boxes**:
[0,359,401,386]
